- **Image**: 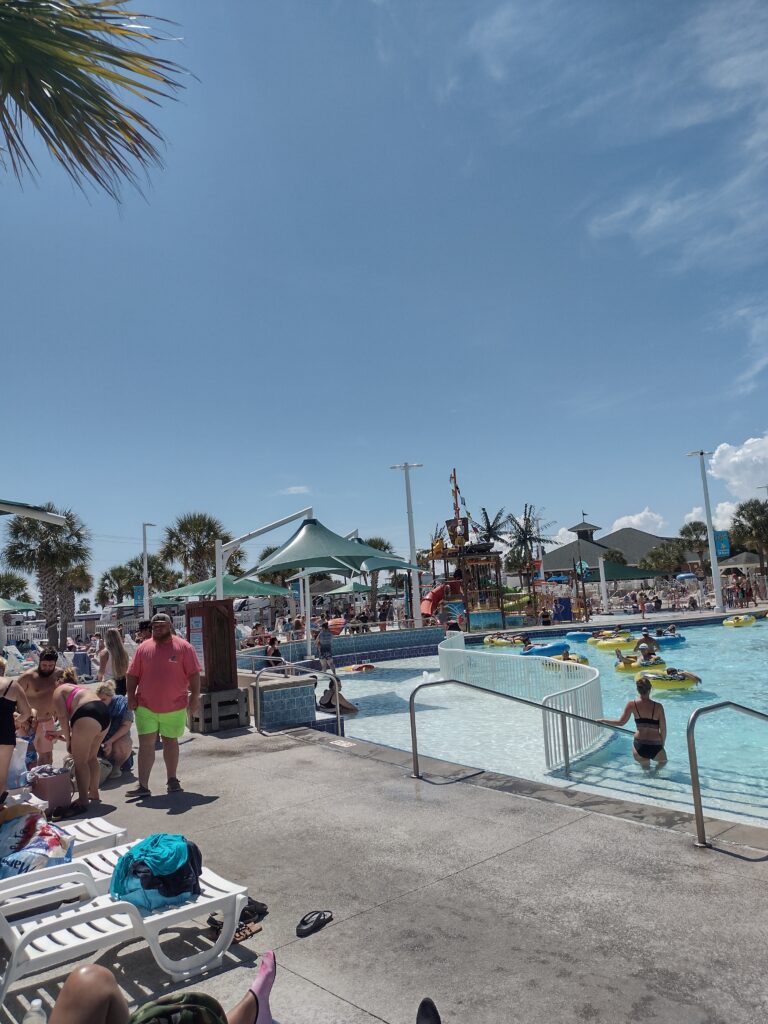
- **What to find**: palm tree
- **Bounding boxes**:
[603,548,627,566]
[362,537,395,615]
[58,564,93,649]
[0,0,184,199]
[638,541,686,574]
[160,513,243,582]
[472,508,508,545]
[506,505,551,612]
[730,499,768,576]
[679,521,709,571]
[0,570,31,602]
[4,504,90,647]
[95,564,135,607]
[78,597,91,614]
[122,554,182,594]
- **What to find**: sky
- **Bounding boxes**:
[3,0,768,593]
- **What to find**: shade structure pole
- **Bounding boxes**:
[215,540,225,600]
[687,451,724,613]
[304,574,313,657]
[598,556,610,615]
[391,463,423,627]
[142,521,155,620]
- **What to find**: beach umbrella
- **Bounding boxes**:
[676,573,698,581]
[158,574,290,599]
[325,581,371,595]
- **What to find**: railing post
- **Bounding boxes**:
[560,712,570,776]
[410,690,422,779]
[687,708,711,848]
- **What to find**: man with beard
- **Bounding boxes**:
[17,648,62,766]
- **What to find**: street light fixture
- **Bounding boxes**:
[390,463,423,628]
[686,451,724,612]
[142,522,156,620]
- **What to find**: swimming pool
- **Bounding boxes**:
[331,623,768,826]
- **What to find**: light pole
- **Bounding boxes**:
[142,522,156,621]
[687,451,724,613]
[390,463,423,628]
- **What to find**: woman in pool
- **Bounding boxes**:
[598,675,667,767]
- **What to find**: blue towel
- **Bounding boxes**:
[110,833,198,912]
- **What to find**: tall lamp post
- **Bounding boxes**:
[142,522,156,621]
[687,450,724,613]
[390,463,423,628]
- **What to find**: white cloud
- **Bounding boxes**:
[684,503,737,529]
[708,435,768,498]
[728,303,768,394]
[545,527,576,551]
[278,485,311,496]
[611,508,666,533]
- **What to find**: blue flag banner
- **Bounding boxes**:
[133,585,144,608]
[714,530,730,558]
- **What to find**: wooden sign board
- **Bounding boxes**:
[185,599,237,693]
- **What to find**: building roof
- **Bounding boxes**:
[542,538,610,571]
[719,551,761,567]
[596,527,678,566]
[568,520,600,533]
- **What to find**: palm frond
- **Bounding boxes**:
[0,0,185,198]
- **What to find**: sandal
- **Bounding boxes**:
[296,910,333,938]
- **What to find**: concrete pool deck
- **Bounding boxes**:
[3,724,767,1024]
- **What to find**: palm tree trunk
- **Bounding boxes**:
[369,571,380,622]
[58,586,75,651]
[38,567,59,648]
[191,558,208,583]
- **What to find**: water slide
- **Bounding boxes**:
[420,580,462,617]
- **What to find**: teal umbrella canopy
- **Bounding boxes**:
[359,555,420,573]
[0,597,40,612]
[240,519,392,578]
[158,574,290,599]
[326,581,371,595]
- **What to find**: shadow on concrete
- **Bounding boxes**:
[134,792,220,816]
[418,770,486,786]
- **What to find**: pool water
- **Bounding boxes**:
[331,624,768,826]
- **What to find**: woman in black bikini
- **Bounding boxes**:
[0,669,33,800]
[53,682,111,814]
[599,675,667,767]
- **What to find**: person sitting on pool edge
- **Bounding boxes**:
[598,675,667,768]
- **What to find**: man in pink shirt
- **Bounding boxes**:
[126,612,201,797]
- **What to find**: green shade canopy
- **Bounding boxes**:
[157,574,290,599]
[240,519,397,578]
[326,581,371,595]
[581,562,669,582]
[359,555,420,573]
[0,597,40,612]
[376,586,399,596]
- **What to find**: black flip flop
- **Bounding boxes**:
[296,910,333,937]
[417,998,442,1024]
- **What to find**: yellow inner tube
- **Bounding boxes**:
[614,657,666,673]
[552,653,588,664]
[587,631,630,646]
[723,615,756,627]
[595,636,641,650]
[633,670,699,689]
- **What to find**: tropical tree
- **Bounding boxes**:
[638,541,686,575]
[78,597,91,614]
[122,554,182,594]
[730,499,768,576]
[160,513,244,582]
[362,536,395,615]
[0,571,31,602]
[603,548,627,565]
[58,564,93,649]
[4,504,90,647]
[679,521,709,571]
[95,564,134,607]
[472,507,509,545]
[0,0,184,199]
[506,505,551,612]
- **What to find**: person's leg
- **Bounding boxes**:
[632,748,651,769]
[161,736,179,781]
[225,950,276,1024]
[111,734,133,770]
[69,718,102,806]
[88,729,108,800]
[50,964,130,1024]
[0,744,13,795]
[653,749,668,766]
[135,732,157,789]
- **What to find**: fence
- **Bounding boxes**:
[437,632,604,770]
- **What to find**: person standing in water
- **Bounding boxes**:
[599,676,667,767]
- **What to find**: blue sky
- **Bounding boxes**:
[3,0,768,590]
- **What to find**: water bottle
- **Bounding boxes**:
[22,999,47,1024]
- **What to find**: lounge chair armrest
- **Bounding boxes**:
[0,864,98,903]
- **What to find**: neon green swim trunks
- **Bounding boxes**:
[134,706,188,739]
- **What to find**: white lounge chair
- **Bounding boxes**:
[57,816,127,855]
[0,859,248,1000]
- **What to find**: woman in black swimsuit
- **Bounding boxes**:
[53,682,111,814]
[0,671,33,800]
[599,675,667,767]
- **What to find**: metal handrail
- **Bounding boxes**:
[250,662,342,736]
[687,701,768,848]
[408,677,633,778]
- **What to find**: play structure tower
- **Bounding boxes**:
[420,470,506,632]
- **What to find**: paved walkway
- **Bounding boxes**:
[5,726,767,1024]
